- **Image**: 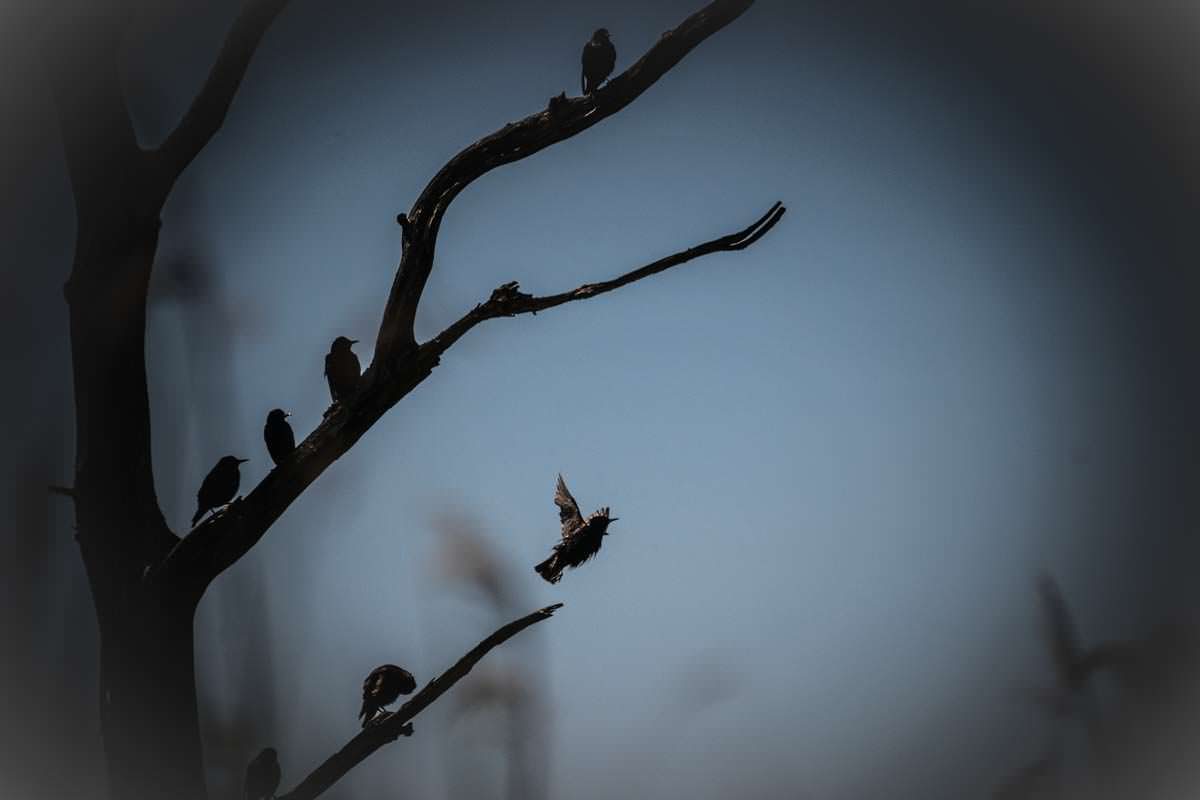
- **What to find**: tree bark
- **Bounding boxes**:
[67,225,205,800]
[98,597,205,800]
[47,4,293,795]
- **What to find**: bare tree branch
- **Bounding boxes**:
[276,604,564,800]
[375,0,758,358]
[427,202,787,357]
[158,0,773,596]
[154,0,291,189]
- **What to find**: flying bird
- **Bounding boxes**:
[1024,572,1121,762]
[581,28,616,95]
[360,663,417,727]
[243,747,280,800]
[192,455,247,526]
[534,474,618,584]
[325,336,361,404]
[1035,572,1121,695]
[264,409,295,467]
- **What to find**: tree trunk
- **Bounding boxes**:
[68,223,207,800]
[98,600,206,800]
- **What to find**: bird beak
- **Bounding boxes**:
[237,458,249,463]
[349,339,359,345]
[284,411,292,417]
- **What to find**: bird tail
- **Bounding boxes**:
[535,556,562,584]
[191,508,204,526]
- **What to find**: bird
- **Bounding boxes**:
[263,409,295,467]
[192,455,247,526]
[581,28,616,95]
[325,336,361,404]
[534,474,618,584]
[1024,573,1120,763]
[360,664,417,727]
[1035,572,1122,696]
[243,747,281,800]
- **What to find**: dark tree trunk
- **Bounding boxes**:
[98,599,205,800]
[68,224,205,799]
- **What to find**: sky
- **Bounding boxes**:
[4,1,1200,799]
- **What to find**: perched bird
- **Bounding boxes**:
[192,455,247,526]
[360,664,417,727]
[264,409,295,467]
[581,28,616,95]
[243,747,281,800]
[325,336,361,404]
[534,474,618,584]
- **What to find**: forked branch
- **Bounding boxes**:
[375,0,758,357]
[155,0,292,189]
[428,202,786,356]
[277,604,564,800]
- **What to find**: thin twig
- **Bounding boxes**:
[375,0,759,356]
[427,202,787,356]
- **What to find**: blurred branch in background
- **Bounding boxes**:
[435,511,549,800]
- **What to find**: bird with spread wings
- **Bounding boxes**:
[535,474,618,584]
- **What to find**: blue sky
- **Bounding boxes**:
[5,1,1200,798]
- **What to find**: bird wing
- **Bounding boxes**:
[554,474,584,537]
[582,41,602,92]
[1036,573,1082,687]
[602,41,616,77]
[196,467,219,503]
[363,668,382,697]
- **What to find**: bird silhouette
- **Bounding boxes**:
[192,455,247,526]
[1034,573,1124,701]
[243,747,280,800]
[534,474,618,584]
[581,28,616,95]
[263,409,295,467]
[360,663,417,727]
[325,336,361,404]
